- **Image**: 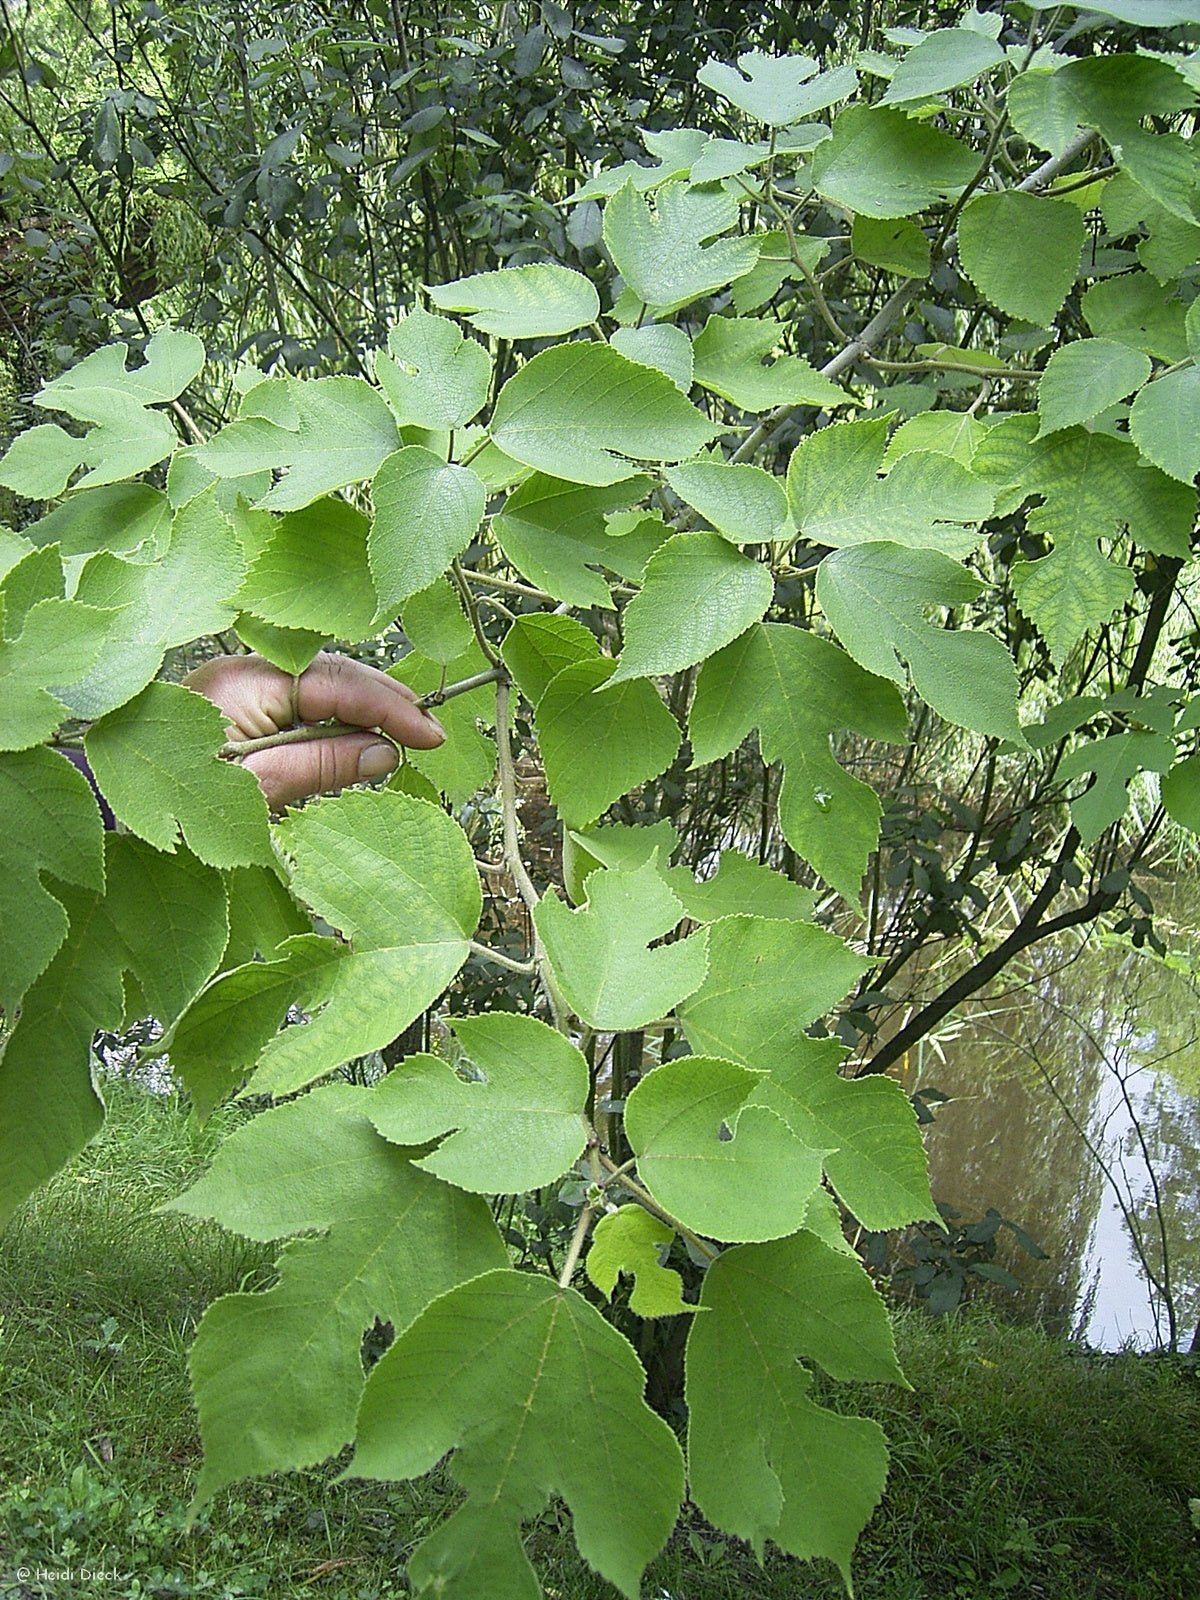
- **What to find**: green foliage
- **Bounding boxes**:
[2,7,1199,1595]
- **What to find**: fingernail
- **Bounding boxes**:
[358,741,399,779]
[422,710,447,741]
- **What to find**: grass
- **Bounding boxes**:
[1,1084,1197,1600]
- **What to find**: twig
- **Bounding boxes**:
[469,939,537,975]
[417,665,507,707]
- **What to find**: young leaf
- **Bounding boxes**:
[957,191,1085,326]
[501,613,600,708]
[610,324,694,392]
[624,1056,827,1243]
[492,471,652,609]
[1128,366,1200,485]
[84,682,273,868]
[1036,339,1152,437]
[490,343,719,486]
[236,496,377,639]
[369,446,486,612]
[816,542,1025,743]
[534,856,708,1030]
[373,308,491,429]
[536,657,681,827]
[369,1013,589,1193]
[0,411,177,498]
[400,578,473,664]
[586,1207,693,1318]
[428,263,601,338]
[233,614,326,677]
[1058,731,1174,844]
[603,180,758,311]
[23,482,171,559]
[0,746,105,1012]
[349,1270,685,1600]
[810,104,977,218]
[692,316,846,412]
[676,914,869,1068]
[697,50,857,126]
[665,459,792,545]
[665,848,816,924]
[851,214,931,277]
[388,645,498,804]
[686,1235,893,1584]
[607,532,772,683]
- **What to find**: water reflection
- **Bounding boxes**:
[900,883,1200,1351]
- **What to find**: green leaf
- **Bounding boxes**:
[697,51,857,127]
[811,104,978,218]
[535,657,680,827]
[0,836,227,1226]
[692,316,846,412]
[1129,366,1200,485]
[34,329,205,423]
[586,1207,693,1318]
[0,543,64,630]
[428,264,600,339]
[690,624,907,904]
[60,488,247,719]
[749,1036,936,1229]
[609,324,694,392]
[222,791,481,1100]
[369,447,486,613]
[350,1270,685,1600]
[84,682,272,868]
[731,228,826,313]
[534,857,708,1030]
[664,459,792,545]
[1013,534,1134,667]
[851,214,931,277]
[608,532,772,683]
[571,129,711,202]
[1058,731,1174,845]
[369,1013,588,1193]
[401,578,473,664]
[490,343,719,486]
[23,482,170,558]
[0,424,91,500]
[665,848,816,924]
[493,472,652,609]
[879,27,1004,106]
[1162,753,1200,833]
[373,308,491,430]
[0,598,112,751]
[0,410,177,497]
[603,180,758,311]
[0,746,105,1011]
[389,645,497,804]
[500,613,600,708]
[1082,272,1188,364]
[686,1235,893,1583]
[561,819,681,904]
[197,377,400,512]
[1037,339,1152,437]
[787,416,993,558]
[236,495,377,638]
[957,191,1084,326]
[882,410,983,468]
[817,543,1025,743]
[676,914,869,1068]
[220,863,310,971]
[233,614,325,676]
[625,1056,827,1243]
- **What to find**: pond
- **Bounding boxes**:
[899,873,1200,1351]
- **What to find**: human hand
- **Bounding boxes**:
[184,651,446,809]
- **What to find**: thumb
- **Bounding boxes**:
[241,733,399,809]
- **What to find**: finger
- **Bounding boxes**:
[297,653,447,750]
[242,733,400,809]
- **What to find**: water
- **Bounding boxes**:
[897,876,1200,1351]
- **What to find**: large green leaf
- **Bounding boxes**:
[686,1234,895,1583]
[0,836,227,1226]
[235,495,377,638]
[810,104,977,218]
[787,416,993,558]
[373,309,491,430]
[676,914,869,1068]
[624,1056,827,1243]
[1161,752,1200,834]
[1129,366,1200,485]
[369,1013,589,1194]
[690,623,907,904]
[879,26,1004,106]
[957,191,1084,325]
[1036,339,1152,437]
[492,472,652,609]
[429,264,601,339]
[665,459,792,545]
[749,1036,936,1229]
[586,1207,693,1318]
[500,613,600,707]
[167,1083,506,1507]
[697,50,857,126]
[23,482,171,559]
[608,532,772,683]
[535,657,680,827]
[489,344,719,486]
[0,746,105,1012]
[197,377,400,512]
[34,329,204,423]
[84,682,273,868]
[0,409,177,498]
[692,316,846,412]
[349,1270,685,1600]
[534,857,708,1030]
[817,542,1025,742]
[603,181,758,311]
[1082,272,1189,364]
[0,598,112,751]
[369,447,487,613]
